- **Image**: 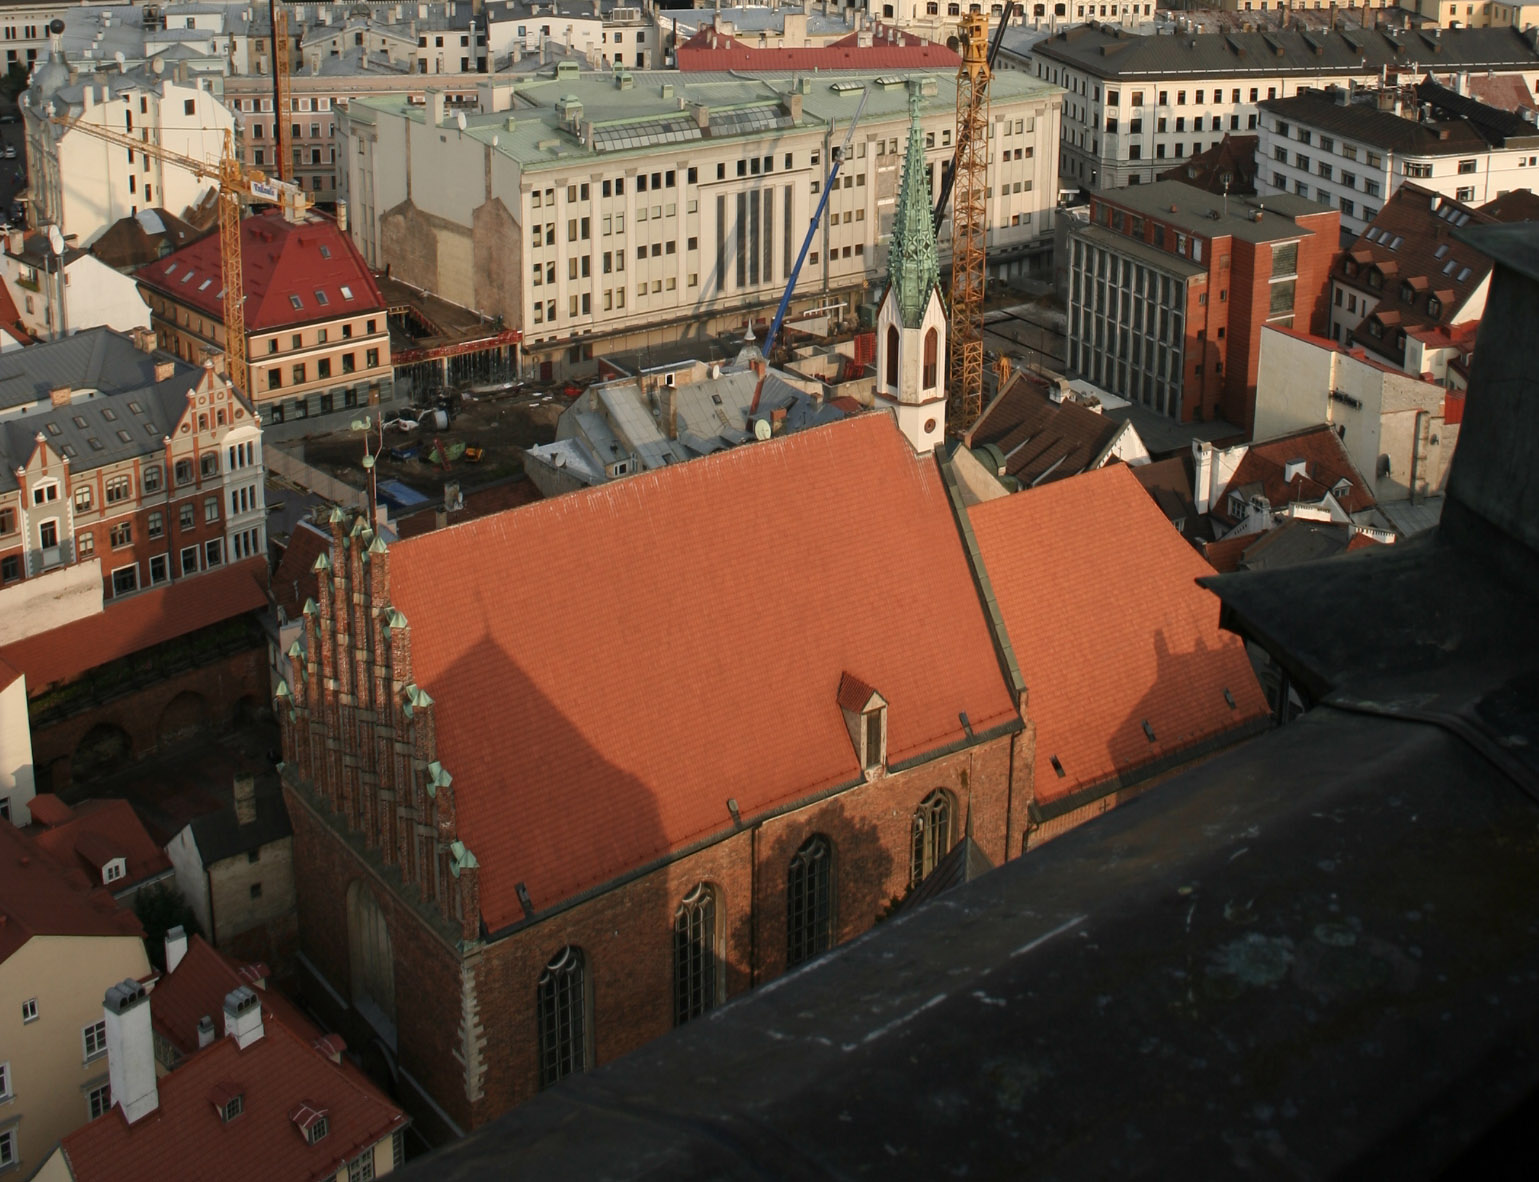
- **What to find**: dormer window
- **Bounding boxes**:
[102,858,126,884]
[1399,281,1415,305]
[837,673,887,776]
[1229,493,1246,518]
[211,1085,244,1123]
[290,1101,329,1144]
[1427,296,1442,318]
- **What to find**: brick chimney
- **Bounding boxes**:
[233,772,256,826]
[104,980,159,1123]
[197,1015,216,1048]
[49,385,71,407]
[153,360,176,381]
[164,925,188,973]
[222,986,264,1049]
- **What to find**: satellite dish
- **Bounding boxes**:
[753,419,771,442]
[49,18,65,34]
[455,111,467,131]
[491,134,499,147]
[114,50,125,67]
[46,225,64,256]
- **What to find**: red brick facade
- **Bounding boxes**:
[278,503,1032,1140]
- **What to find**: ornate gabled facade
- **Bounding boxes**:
[874,84,948,455]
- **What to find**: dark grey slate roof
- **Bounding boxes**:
[1033,23,1539,82]
[188,773,293,866]
[1261,86,1539,155]
[0,327,204,492]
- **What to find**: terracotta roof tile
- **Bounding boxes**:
[968,373,1124,488]
[0,820,144,965]
[386,415,1020,928]
[152,937,319,1059]
[135,210,384,334]
[272,522,331,620]
[675,22,959,71]
[28,798,172,891]
[60,995,405,1182]
[1222,425,1376,520]
[0,557,268,689]
[968,466,1270,807]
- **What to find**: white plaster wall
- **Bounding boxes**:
[0,558,103,644]
[165,824,214,938]
[0,672,36,825]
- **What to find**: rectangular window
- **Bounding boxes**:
[142,465,161,493]
[110,521,132,548]
[106,475,131,504]
[180,545,198,575]
[179,503,195,532]
[1458,159,1477,174]
[84,1020,108,1060]
[205,539,223,568]
[0,1062,9,1101]
[149,554,168,585]
[205,496,219,524]
[111,565,138,596]
[0,1128,13,1169]
[88,1082,112,1120]
[21,999,36,1023]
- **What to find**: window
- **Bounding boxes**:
[1272,242,1298,277]
[307,1114,329,1145]
[910,790,955,888]
[111,566,138,596]
[84,1020,108,1060]
[673,883,719,1026]
[149,554,168,585]
[174,458,194,486]
[1403,162,1433,179]
[0,1063,8,1102]
[0,1128,12,1169]
[1456,186,1475,202]
[142,465,161,493]
[0,556,16,583]
[0,509,11,535]
[21,998,36,1023]
[1458,159,1477,174]
[923,328,938,390]
[537,946,588,1088]
[348,1151,375,1182]
[110,521,132,549]
[32,482,58,506]
[205,539,223,567]
[88,1081,112,1119]
[106,474,131,504]
[786,835,833,968]
[221,1093,244,1122]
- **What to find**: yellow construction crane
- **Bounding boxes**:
[49,117,308,399]
[271,0,294,183]
[948,8,995,433]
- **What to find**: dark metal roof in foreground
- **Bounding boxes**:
[404,229,1539,1180]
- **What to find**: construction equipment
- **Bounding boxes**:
[761,89,870,360]
[271,0,293,183]
[932,1,1014,235]
[946,8,1000,433]
[50,117,308,398]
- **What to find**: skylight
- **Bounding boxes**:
[1388,235,1404,250]
[199,279,213,291]
[314,290,329,305]
[1434,243,1449,258]
[1443,259,1458,274]
[290,294,303,309]
[1365,228,1381,241]
[180,270,194,283]
[127,401,142,414]
[319,245,332,259]
[339,284,354,300]
[1457,267,1471,281]
[117,429,133,443]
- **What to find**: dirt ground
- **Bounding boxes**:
[289,384,568,497]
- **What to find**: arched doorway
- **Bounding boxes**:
[73,723,132,782]
[157,691,210,750]
[347,880,397,1044]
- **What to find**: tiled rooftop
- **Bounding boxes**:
[0,820,144,966]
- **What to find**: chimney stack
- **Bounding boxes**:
[222,986,264,1049]
[49,384,71,407]
[153,360,176,381]
[197,1015,216,1047]
[336,198,348,233]
[233,772,256,826]
[104,980,159,1123]
[165,925,188,973]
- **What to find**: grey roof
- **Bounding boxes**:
[1073,222,1205,279]
[1235,518,1354,570]
[1097,179,1335,244]
[661,6,856,38]
[0,327,205,491]
[1260,89,1539,156]
[188,773,293,865]
[1032,23,1539,81]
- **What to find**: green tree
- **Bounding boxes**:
[133,883,202,970]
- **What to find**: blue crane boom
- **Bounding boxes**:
[761,89,869,360]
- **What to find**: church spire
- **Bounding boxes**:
[888,84,941,331]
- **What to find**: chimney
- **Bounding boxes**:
[164,925,188,973]
[434,507,448,531]
[153,360,176,381]
[1284,457,1308,483]
[336,199,348,233]
[662,385,678,438]
[429,91,445,126]
[49,384,71,407]
[222,986,264,1049]
[1192,439,1215,515]
[104,980,159,1123]
[197,1015,216,1048]
[233,772,256,826]
[134,327,157,352]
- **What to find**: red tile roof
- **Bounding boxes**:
[1346,531,1383,552]
[386,414,1020,928]
[1157,133,1259,196]
[28,798,172,891]
[968,465,1269,808]
[967,372,1125,488]
[1219,425,1376,523]
[152,936,319,1059]
[1199,533,1254,574]
[272,521,331,621]
[59,994,406,1182]
[135,210,384,334]
[0,281,35,345]
[675,23,959,71]
[0,820,144,966]
[0,556,268,690]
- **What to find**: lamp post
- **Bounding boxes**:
[352,414,384,526]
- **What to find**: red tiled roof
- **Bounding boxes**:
[0,821,144,965]
[1222,425,1376,520]
[1199,533,1255,574]
[1157,133,1259,196]
[967,372,1124,488]
[135,210,384,334]
[0,556,268,689]
[28,798,172,891]
[59,998,406,1182]
[968,465,1269,808]
[152,936,319,1058]
[675,23,959,71]
[0,654,19,692]
[0,281,35,345]
[1346,532,1383,551]
[386,415,1020,928]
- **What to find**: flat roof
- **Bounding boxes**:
[1099,179,1334,243]
[1074,222,1206,279]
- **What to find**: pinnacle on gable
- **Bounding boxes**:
[449,840,479,876]
[311,552,330,573]
[384,606,408,631]
[301,597,319,616]
[369,534,388,556]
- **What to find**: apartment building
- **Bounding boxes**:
[22,51,234,246]
[0,820,149,1179]
[484,0,658,69]
[343,65,1061,379]
[136,208,393,435]
[1258,79,1539,238]
[1066,179,1339,431]
[0,327,265,599]
[1029,23,1539,190]
[1403,0,1539,28]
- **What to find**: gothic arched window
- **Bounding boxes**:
[787,835,833,968]
[909,790,955,888]
[536,945,589,1088]
[923,327,939,389]
[673,882,720,1025]
[885,324,900,387]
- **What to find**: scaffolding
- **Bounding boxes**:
[948,10,991,433]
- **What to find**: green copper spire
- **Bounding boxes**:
[889,84,941,330]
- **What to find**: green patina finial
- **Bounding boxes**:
[889,83,941,330]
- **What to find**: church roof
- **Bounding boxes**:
[887,85,941,330]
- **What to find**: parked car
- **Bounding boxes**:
[3,145,15,160]
[387,444,420,462]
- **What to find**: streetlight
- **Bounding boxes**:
[352,414,384,527]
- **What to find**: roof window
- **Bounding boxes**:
[1457,267,1471,281]
[72,415,88,428]
[101,408,117,421]
[45,422,60,436]
[319,244,331,259]
[314,290,329,305]
[290,295,303,310]
[339,284,354,300]
[199,279,213,291]
[1443,259,1458,275]
[88,437,105,451]
[181,271,194,283]
[1049,755,1066,778]
[210,1085,244,1123]
[289,1101,329,1144]
[1434,244,1449,259]
[127,401,143,414]
[117,429,133,443]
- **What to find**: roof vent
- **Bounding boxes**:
[1284,457,1308,482]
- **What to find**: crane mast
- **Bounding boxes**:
[272,0,294,183]
[948,9,992,433]
[52,117,308,398]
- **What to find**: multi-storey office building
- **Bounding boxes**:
[1066,179,1338,431]
[0,327,265,597]
[1257,80,1539,239]
[342,65,1062,379]
[1029,24,1539,190]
